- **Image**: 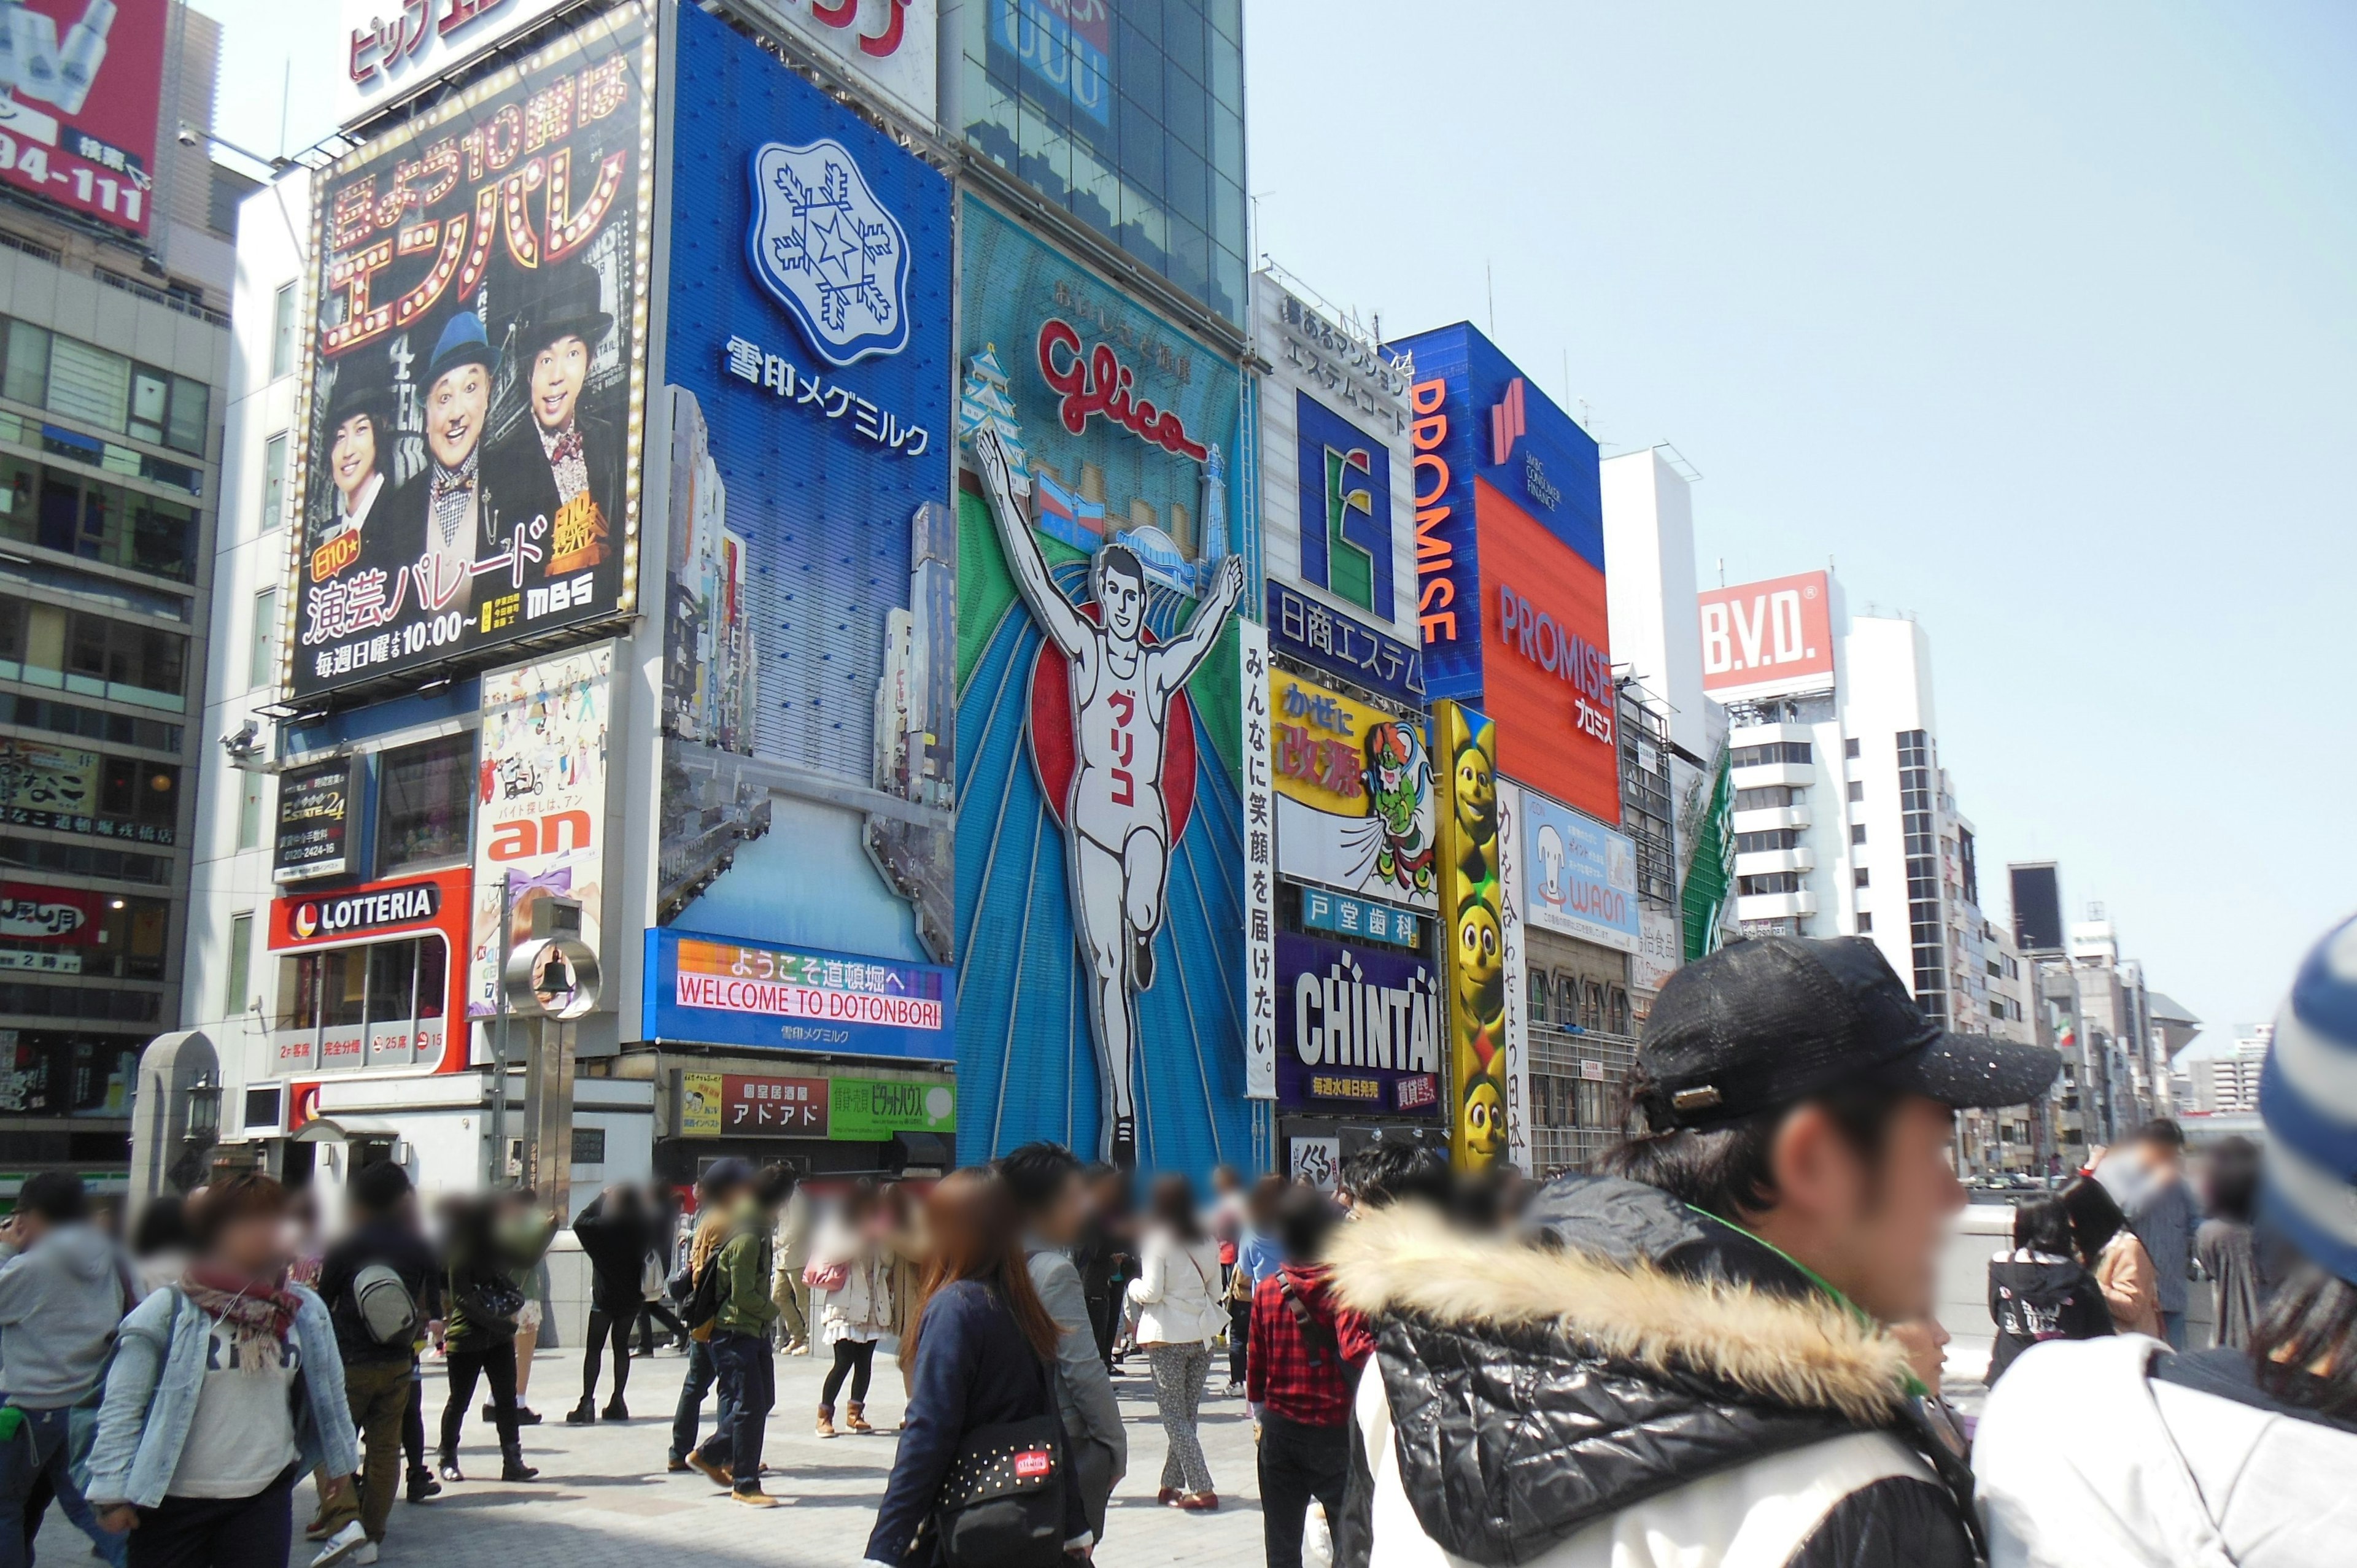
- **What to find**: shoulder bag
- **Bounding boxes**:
[932,1332,1069,1568]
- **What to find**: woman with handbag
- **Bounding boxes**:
[808,1181,895,1437]
[1126,1173,1226,1512]
[436,1192,555,1483]
[863,1168,1089,1568]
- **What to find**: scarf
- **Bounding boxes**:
[180,1263,301,1374]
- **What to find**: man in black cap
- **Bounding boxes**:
[486,255,617,584]
[1326,935,2060,1568]
[319,350,393,549]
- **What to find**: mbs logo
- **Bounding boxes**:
[1296,390,1393,622]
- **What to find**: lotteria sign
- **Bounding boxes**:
[644,928,954,1060]
[281,882,441,943]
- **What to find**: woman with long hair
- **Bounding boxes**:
[809,1180,894,1437]
[2062,1172,2162,1337]
[2195,1135,2266,1350]
[864,1168,1089,1568]
[1125,1173,1225,1512]
[84,1173,363,1568]
[1986,1194,2114,1383]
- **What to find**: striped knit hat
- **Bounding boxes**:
[2259,914,2357,1286]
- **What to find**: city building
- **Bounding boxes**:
[2186,1028,2268,1116]
[0,2,237,1201]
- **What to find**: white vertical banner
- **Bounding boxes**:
[1240,619,1277,1099]
[1496,779,1534,1173]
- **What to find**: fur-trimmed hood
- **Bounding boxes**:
[1326,1176,1970,1567]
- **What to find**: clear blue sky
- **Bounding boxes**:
[202,2,2356,1045]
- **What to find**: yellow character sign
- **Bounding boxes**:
[1433,701,1504,1173]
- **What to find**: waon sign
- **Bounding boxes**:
[1697,570,1836,695]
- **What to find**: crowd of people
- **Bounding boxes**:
[1,924,2353,1567]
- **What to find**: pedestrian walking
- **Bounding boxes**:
[568,1185,652,1424]
[683,1164,789,1507]
[665,1161,752,1476]
[2062,1172,2162,1337]
[1002,1142,1126,1542]
[2121,1118,2199,1349]
[1206,1167,1247,1395]
[312,1161,440,1563]
[808,1182,893,1439]
[1069,1167,1129,1375]
[1975,914,2357,1565]
[436,1191,556,1483]
[770,1183,813,1355]
[127,1196,191,1297]
[1247,1187,1372,1568]
[862,1168,1090,1568]
[85,1173,362,1568]
[1222,1176,1284,1398]
[1127,1173,1224,1512]
[0,1172,145,1568]
[2193,1135,2266,1351]
[636,1186,687,1356]
[1331,935,2060,1567]
[1985,1194,2113,1385]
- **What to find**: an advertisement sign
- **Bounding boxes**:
[643,927,955,1061]
[659,3,956,968]
[989,0,1111,128]
[713,1073,830,1138]
[1520,790,1640,954]
[730,0,935,126]
[1264,583,1426,707]
[830,1075,956,1140]
[0,1031,139,1118]
[1697,570,1836,695]
[467,646,610,1016]
[1300,886,1420,949]
[1271,669,1436,911]
[268,867,470,1078]
[953,191,1251,1173]
[1253,274,1419,634]
[0,882,105,946]
[1434,700,1506,1173]
[1275,932,1442,1117]
[1240,619,1276,1100]
[1495,780,1532,1173]
[338,0,575,126]
[1289,1135,1341,1192]
[0,0,167,237]
[292,4,654,701]
[273,758,359,883]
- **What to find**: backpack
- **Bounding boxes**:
[352,1262,420,1347]
[679,1243,729,1334]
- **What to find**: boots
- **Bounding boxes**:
[815,1404,837,1439]
[602,1396,630,1421]
[500,1440,539,1483]
[564,1398,597,1426]
[406,1466,441,1503]
[844,1401,875,1435]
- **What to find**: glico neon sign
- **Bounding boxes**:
[1036,318,1209,462]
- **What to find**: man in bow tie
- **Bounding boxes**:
[379,310,502,619]
[487,256,620,582]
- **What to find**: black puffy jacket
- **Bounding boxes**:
[1326,1176,1977,1568]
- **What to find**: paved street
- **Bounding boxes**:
[41,1344,1298,1568]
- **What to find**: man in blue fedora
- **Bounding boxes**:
[381,310,501,617]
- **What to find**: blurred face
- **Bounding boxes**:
[1759,1095,1964,1324]
[331,414,378,500]
[1888,1316,1951,1396]
[211,1210,288,1278]
[426,363,488,469]
[528,335,589,431]
[1036,1171,1088,1246]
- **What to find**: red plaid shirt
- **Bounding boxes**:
[1245,1264,1373,1427]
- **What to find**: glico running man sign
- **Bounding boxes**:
[287,4,654,702]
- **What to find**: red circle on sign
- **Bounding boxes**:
[1026,601,1198,842]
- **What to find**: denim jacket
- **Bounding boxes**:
[83,1283,356,1508]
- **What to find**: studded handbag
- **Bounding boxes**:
[931,1353,1068,1568]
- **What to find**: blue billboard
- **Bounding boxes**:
[658,2,957,969]
[1387,323,1603,697]
[1519,789,1641,954]
[644,929,955,1062]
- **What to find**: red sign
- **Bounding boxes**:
[721,1075,830,1137]
[1472,479,1620,823]
[0,1,168,238]
[1698,571,1834,693]
[1036,318,1209,462]
[269,868,472,1075]
[0,881,106,944]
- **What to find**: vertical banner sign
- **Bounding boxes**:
[291,4,654,700]
[1495,779,1532,1174]
[1239,619,1276,1099]
[1434,700,1504,1173]
[468,646,611,1016]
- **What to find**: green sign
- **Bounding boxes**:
[830,1076,956,1141]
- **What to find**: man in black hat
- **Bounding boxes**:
[320,350,393,549]
[1326,935,2061,1568]
[487,255,618,584]
[379,309,501,619]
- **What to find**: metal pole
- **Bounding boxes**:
[489,876,512,1189]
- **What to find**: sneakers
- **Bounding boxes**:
[685,1451,730,1488]
[309,1523,369,1568]
[843,1401,875,1435]
[1220,1381,1245,1398]
[730,1490,783,1509]
[601,1397,629,1421]
[565,1399,597,1426]
[815,1404,837,1439]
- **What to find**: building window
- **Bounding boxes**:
[1857,912,1874,933]
[0,894,169,979]
[0,597,189,709]
[247,588,276,690]
[0,455,198,582]
[271,284,297,380]
[376,733,474,873]
[1733,785,1801,811]
[1581,982,1605,1032]
[236,773,265,851]
[225,911,253,1015]
[261,432,289,532]
[1854,867,1870,888]
[1730,741,1812,767]
[1851,823,1867,845]
[0,315,207,457]
[1527,970,1549,1024]
[1897,729,1946,1024]
[1735,829,1800,854]
[1846,779,1864,803]
[1844,737,1860,759]
[1738,872,1803,896]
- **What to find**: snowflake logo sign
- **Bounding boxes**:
[745,138,912,366]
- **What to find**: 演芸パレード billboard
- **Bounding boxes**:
[1434,700,1505,1173]
[658,2,955,969]
[1520,789,1639,954]
[290,3,653,702]
[1697,570,1836,695]
[643,928,954,1062]
[1276,931,1441,1118]
[953,195,1248,1171]
[1271,668,1436,911]
[0,0,168,237]
[467,645,610,1017]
